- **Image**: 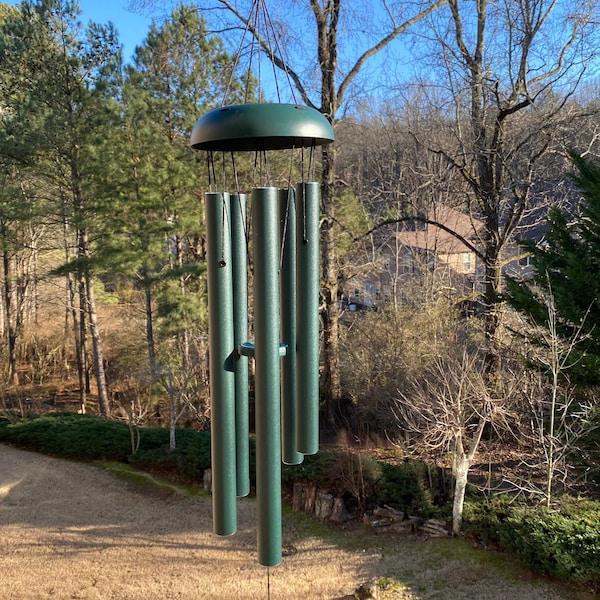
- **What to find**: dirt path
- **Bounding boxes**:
[0,444,592,600]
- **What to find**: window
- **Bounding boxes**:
[461,252,472,273]
[519,255,532,267]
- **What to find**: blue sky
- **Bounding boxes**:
[74,0,155,63]
[4,0,158,64]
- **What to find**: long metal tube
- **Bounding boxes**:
[252,186,282,567]
[279,188,303,466]
[295,182,320,455]
[230,193,250,497]
[205,191,237,536]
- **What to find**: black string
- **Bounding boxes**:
[263,149,271,186]
[206,152,212,190]
[300,149,308,243]
[222,0,259,105]
[279,145,296,270]
[220,194,227,268]
[279,188,291,272]
[222,150,226,192]
[208,151,217,191]
[231,152,240,195]
[253,151,260,188]
[261,1,297,103]
[231,152,250,254]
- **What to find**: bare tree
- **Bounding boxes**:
[395,346,516,534]
[400,0,600,371]
[507,281,598,506]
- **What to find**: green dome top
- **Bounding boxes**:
[190,103,334,152]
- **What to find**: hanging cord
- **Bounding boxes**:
[279,187,292,272]
[263,148,271,186]
[207,151,219,192]
[279,145,296,270]
[288,144,296,188]
[222,150,227,193]
[267,567,271,600]
[301,185,308,244]
[231,151,241,195]
[231,151,250,248]
[252,147,271,188]
[258,0,297,103]
[299,148,308,243]
[221,0,260,105]
[246,15,259,103]
[308,144,316,182]
[220,191,228,268]
[221,0,298,105]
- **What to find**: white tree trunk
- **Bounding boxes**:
[453,452,470,535]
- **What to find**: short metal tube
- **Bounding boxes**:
[295,182,320,455]
[279,188,303,466]
[253,186,282,567]
[230,193,250,497]
[205,191,237,536]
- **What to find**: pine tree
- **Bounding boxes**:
[0,0,122,414]
[505,151,600,386]
[96,5,245,443]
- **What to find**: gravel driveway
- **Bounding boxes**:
[0,444,590,599]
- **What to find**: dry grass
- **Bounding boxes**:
[1,444,596,600]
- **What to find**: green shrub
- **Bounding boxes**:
[0,413,211,482]
[464,497,600,585]
[0,412,131,460]
[130,427,211,481]
[376,462,434,516]
[282,450,333,486]
[282,448,434,516]
[577,406,600,484]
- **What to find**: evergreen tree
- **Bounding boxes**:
[504,151,600,386]
[95,4,245,441]
[0,0,122,414]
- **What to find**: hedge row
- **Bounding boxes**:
[464,497,600,585]
[0,413,439,515]
[0,412,211,482]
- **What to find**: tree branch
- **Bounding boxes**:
[336,0,448,111]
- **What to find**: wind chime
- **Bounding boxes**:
[189,3,334,568]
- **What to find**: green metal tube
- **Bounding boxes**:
[205,191,237,536]
[279,188,303,466]
[252,186,282,567]
[295,182,320,455]
[230,193,250,498]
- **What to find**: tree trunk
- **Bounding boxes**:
[61,197,87,411]
[320,141,341,420]
[78,276,90,394]
[452,452,470,535]
[143,275,158,378]
[30,227,39,326]
[2,242,19,385]
[317,1,342,421]
[170,407,177,450]
[482,242,502,374]
[70,274,87,412]
[85,271,110,417]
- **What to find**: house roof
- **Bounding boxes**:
[396,205,483,254]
